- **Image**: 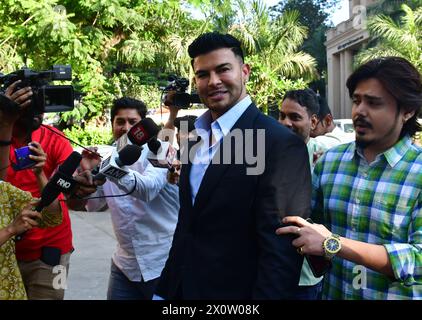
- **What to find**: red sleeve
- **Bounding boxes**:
[49,127,74,166]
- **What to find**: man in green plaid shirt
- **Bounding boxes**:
[277,57,422,299]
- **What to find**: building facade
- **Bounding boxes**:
[325,0,377,119]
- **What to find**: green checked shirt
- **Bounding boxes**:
[312,135,422,300]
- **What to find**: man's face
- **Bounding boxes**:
[351,78,409,151]
[112,108,142,140]
[193,48,250,120]
[279,98,315,143]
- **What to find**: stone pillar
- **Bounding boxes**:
[344,50,354,118]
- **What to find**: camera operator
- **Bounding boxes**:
[72,97,179,300]
[0,81,63,300]
[0,81,75,300]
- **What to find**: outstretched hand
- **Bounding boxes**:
[275,216,331,256]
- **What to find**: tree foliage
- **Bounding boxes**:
[0,0,322,129]
[268,0,341,97]
[222,1,318,112]
[355,3,422,73]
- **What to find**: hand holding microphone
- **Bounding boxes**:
[15,151,82,241]
[7,203,42,236]
[93,144,143,181]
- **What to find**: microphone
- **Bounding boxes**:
[115,118,161,151]
[93,144,143,180]
[15,151,82,241]
[147,138,177,170]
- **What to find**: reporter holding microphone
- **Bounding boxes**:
[73,97,179,300]
[0,81,62,300]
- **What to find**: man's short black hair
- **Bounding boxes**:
[317,95,332,120]
[110,97,147,123]
[346,56,422,137]
[283,89,320,117]
[174,115,197,133]
[188,32,245,64]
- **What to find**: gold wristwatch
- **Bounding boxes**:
[322,234,341,260]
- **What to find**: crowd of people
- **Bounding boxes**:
[0,32,421,300]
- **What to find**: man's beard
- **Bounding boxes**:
[355,138,371,149]
[353,116,373,149]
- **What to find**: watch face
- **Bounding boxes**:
[326,238,340,253]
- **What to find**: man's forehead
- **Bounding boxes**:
[353,78,386,97]
[193,48,239,69]
[114,108,142,118]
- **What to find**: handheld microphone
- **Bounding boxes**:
[147,138,177,170]
[115,118,161,151]
[15,151,82,241]
[93,144,143,181]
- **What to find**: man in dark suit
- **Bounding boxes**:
[155,32,311,299]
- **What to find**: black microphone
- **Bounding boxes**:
[93,144,143,180]
[127,118,160,146]
[15,151,82,241]
[147,138,177,170]
[115,118,161,151]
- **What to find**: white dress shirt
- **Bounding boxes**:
[86,145,179,282]
[189,95,252,204]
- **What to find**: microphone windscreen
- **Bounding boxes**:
[35,151,82,212]
[127,118,160,146]
[117,144,142,166]
[147,137,161,154]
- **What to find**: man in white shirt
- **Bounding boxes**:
[311,96,355,149]
[74,97,179,300]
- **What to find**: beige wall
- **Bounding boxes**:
[325,0,376,119]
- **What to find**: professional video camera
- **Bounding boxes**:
[162,75,201,109]
[0,65,75,114]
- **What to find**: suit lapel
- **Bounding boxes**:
[192,103,260,213]
[179,140,196,211]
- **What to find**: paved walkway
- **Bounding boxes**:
[65,210,116,300]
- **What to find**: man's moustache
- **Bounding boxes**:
[353,117,372,129]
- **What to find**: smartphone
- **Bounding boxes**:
[12,146,36,171]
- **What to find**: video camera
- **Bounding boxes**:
[0,65,75,114]
[163,75,201,109]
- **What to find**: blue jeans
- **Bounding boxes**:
[107,261,159,300]
[291,281,323,300]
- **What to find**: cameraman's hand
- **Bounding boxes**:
[7,204,41,236]
[0,80,33,124]
[163,91,181,119]
[5,80,33,107]
[28,141,47,176]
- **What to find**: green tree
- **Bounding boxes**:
[269,0,342,97]
[269,0,340,30]
[355,3,422,73]
[0,0,203,128]
[223,0,317,112]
